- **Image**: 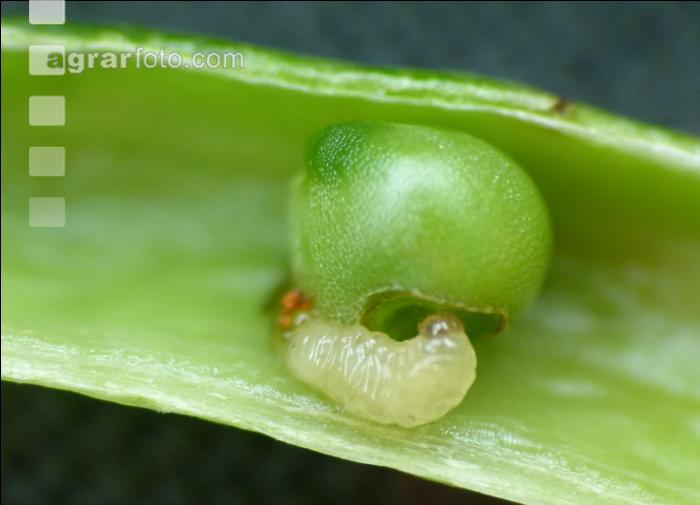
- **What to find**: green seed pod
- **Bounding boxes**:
[283,121,551,426]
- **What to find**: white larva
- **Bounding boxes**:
[283,313,476,427]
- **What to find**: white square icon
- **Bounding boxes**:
[29,146,65,176]
[29,45,65,75]
[29,197,66,227]
[29,0,66,25]
[29,96,65,126]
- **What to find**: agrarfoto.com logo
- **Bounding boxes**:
[29,45,245,75]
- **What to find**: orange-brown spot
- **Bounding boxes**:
[278,290,311,330]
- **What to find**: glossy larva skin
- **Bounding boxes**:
[285,315,476,427]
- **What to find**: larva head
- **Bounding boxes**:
[291,122,551,338]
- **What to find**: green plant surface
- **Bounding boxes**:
[2,20,699,505]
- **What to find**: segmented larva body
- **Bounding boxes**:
[284,313,476,427]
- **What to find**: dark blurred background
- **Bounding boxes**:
[2,2,699,505]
